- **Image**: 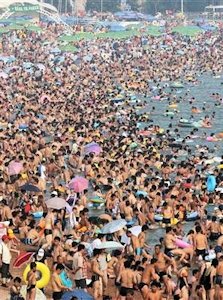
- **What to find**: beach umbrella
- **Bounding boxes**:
[84,142,102,155]
[8,161,23,175]
[13,252,34,268]
[45,197,68,210]
[129,226,142,237]
[62,290,93,300]
[95,241,124,250]
[68,176,89,192]
[21,285,46,300]
[20,183,40,192]
[101,219,127,234]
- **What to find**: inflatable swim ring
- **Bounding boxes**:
[171,82,184,88]
[178,123,193,128]
[169,103,178,109]
[19,124,29,130]
[175,239,191,249]
[206,136,218,142]
[164,111,175,116]
[186,211,199,221]
[90,198,105,204]
[138,130,151,136]
[32,211,43,219]
[205,252,216,261]
[136,190,148,197]
[207,175,216,192]
[154,215,178,225]
[59,270,72,288]
[23,262,50,289]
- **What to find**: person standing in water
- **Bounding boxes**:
[26,262,37,300]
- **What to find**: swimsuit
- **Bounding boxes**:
[210,232,220,241]
[163,217,171,224]
[120,287,134,297]
[138,282,148,290]
[27,284,36,293]
[196,248,206,258]
[135,247,143,256]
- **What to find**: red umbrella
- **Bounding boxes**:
[13,252,34,268]
[68,176,89,193]
[8,161,23,176]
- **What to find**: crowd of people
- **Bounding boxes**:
[0,16,222,300]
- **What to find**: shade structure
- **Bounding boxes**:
[13,252,34,268]
[62,290,93,300]
[8,161,23,175]
[101,219,127,234]
[45,197,68,210]
[95,241,124,250]
[68,176,89,192]
[20,183,40,192]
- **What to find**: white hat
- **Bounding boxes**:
[36,248,45,261]
[51,191,58,197]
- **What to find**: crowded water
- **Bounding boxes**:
[0,5,223,300]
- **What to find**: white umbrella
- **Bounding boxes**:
[95,241,124,250]
[46,197,71,212]
[129,225,142,237]
[101,219,127,234]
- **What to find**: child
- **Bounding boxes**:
[10,277,24,300]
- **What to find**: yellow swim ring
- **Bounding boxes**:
[171,218,179,226]
[23,262,50,289]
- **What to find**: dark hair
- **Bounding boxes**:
[212,258,219,268]
[195,226,201,233]
[166,227,172,233]
[124,260,132,269]
[192,269,199,276]
[78,244,85,251]
[93,249,101,256]
[142,224,148,231]
[56,263,64,271]
[30,262,36,270]
[151,280,161,288]
[14,277,21,283]
[212,216,217,222]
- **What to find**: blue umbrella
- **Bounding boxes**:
[61,290,93,300]
[20,183,40,192]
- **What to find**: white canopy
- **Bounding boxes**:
[0,0,58,13]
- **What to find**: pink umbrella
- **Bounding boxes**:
[8,161,23,175]
[13,252,34,268]
[68,176,89,192]
[84,142,102,155]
